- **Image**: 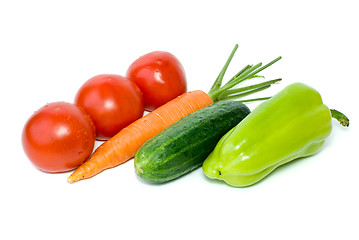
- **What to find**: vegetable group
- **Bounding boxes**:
[67,44,282,183]
[202,83,349,187]
[22,102,96,172]
[135,101,250,183]
[23,43,348,188]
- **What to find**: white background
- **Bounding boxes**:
[1,0,358,239]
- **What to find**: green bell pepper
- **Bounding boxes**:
[202,82,349,187]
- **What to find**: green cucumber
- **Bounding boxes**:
[134,101,251,183]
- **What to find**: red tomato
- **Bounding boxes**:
[126,51,187,111]
[75,74,144,140]
[22,102,96,173]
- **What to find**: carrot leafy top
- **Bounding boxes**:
[207,44,282,103]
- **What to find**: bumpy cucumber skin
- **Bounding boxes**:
[134,101,251,183]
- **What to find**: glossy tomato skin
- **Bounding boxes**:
[75,74,144,140]
[126,51,187,111]
[22,102,96,173]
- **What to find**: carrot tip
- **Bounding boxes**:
[67,176,76,183]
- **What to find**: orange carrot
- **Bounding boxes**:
[67,90,212,183]
[67,44,282,183]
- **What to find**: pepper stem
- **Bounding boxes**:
[330,109,349,127]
